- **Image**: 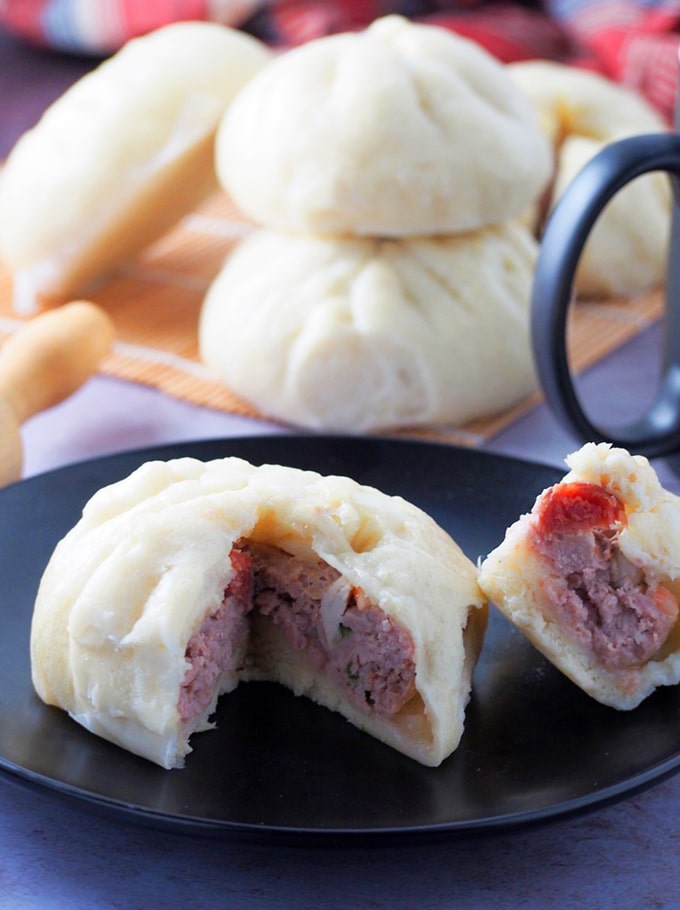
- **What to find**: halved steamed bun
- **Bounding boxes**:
[216,15,552,236]
[31,456,487,768]
[198,224,539,432]
[0,22,271,313]
[479,443,680,709]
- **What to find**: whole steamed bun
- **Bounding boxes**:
[509,60,670,298]
[0,22,271,313]
[198,224,539,432]
[553,135,670,298]
[507,60,666,145]
[215,15,552,237]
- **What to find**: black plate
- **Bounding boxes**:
[2,434,680,843]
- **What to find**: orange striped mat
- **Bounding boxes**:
[0,191,665,447]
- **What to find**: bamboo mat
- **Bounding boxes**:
[0,191,665,447]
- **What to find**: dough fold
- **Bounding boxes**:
[199,224,539,432]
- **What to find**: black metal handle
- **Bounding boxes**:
[531,132,680,457]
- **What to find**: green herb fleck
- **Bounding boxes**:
[339,623,352,639]
[346,661,359,681]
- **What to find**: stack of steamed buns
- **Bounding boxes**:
[0,16,670,434]
[200,15,553,432]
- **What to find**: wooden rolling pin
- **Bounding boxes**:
[0,301,115,488]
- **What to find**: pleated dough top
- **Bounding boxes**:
[216,15,552,236]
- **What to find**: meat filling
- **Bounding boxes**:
[179,541,417,725]
[179,548,254,724]
[529,482,679,671]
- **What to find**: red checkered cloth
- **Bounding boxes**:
[544,0,680,120]
[1,0,678,120]
[265,1,570,58]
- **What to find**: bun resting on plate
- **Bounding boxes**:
[508,60,670,298]
[30,456,488,769]
[478,443,680,709]
[198,224,539,432]
[0,22,271,314]
[215,15,552,236]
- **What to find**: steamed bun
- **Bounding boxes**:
[215,15,552,237]
[508,60,670,298]
[199,224,539,432]
[553,135,670,297]
[507,60,666,145]
[0,22,271,313]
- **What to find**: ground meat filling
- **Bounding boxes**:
[529,482,679,671]
[179,548,254,724]
[180,541,417,724]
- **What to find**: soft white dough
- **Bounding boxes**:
[0,22,272,312]
[509,60,670,298]
[553,135,670,297]
[198,224,539,432]
[507,60,667,144]
[30,456,487,769]
[215,15,552,236]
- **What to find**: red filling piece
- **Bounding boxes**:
[179,542,417,725]
[529,482,678,671]
[534,482,624,535]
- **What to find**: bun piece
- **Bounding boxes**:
[31,457,487,768]
[509,61,670,298]
[478,443,680,709]
[0,22,271,313]
[216,15,552,236]
[199,224,538,432]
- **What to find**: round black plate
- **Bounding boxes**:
[2,434,680,843]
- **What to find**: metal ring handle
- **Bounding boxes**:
[531,132,680,458]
